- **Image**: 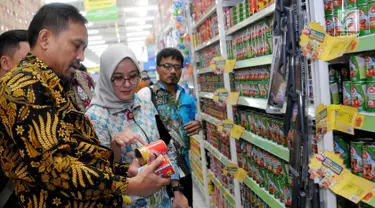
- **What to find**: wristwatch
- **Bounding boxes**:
[171,184,184,192]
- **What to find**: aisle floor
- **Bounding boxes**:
[193,184,208,208]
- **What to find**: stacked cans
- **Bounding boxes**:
[198,73,224,92]
[197,43,221,69]
[240,183,271,208]
[209,155,235,194]
[233,66,271,99]
[324,0,375,36]
[200,98,228,120]
[206,122,232,159]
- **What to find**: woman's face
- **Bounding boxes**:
[111,58,140,101]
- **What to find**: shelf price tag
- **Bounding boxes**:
[224,59,236,73]
[231,124,245,140]
[228,92,240,105]
[335,105,358,135]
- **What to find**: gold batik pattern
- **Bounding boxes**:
[0,54,130,207]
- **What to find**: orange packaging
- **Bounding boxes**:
[135,140,168,165]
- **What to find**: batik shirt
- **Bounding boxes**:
[0,54,129,208]
[86,95,179,208]
[138,82,197,173]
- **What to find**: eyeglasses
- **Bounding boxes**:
[111,74,140,87]
[158,63,183,71]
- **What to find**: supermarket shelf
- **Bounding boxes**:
[242,130,290,162]
[227,4,276,35]
[234,55,273,69]
[348,34,375,54]
[199,91,214,99]
[193,5,217,29]
[244,176,285,208]
[200,112,222,126]
[197,67,212,74]
[355,112,375,133]
[237,96,268,110]
[192,173,206,196]
[191,134,203,144]
[204,141,233,166]
[208,170,236,206]
[190,151,202,165]
[194,35,220,52]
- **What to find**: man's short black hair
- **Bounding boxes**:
[156,48,184,66]
[0,29,28,58]
[28,3,87,48]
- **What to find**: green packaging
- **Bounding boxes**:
[341,66,350,81]
[343,81,352,106]
[363,144,375,182]
[350,55,366,81]
[325,0,334,15]
[345,0,357,8]
[333,0,344,13]
[329,67,337,82]
[366,81,375,112]
[345,9,360,35]
[369,1,375,33]
[350,141,364,176]
[330,81,340,104]
[334,8,347,36]
[365,56,375,80]
[359,3,371,36]
[333,136,351,168]
[351,81,367,111]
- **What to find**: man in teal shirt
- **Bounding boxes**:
[139,48,201,207]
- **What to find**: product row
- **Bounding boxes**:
[240,183,272,208]
[198,73,226,92]
[209,154,235,195]
[201,98,228,120]
[192,0,215,23]
[195,13,219,45]
[206,122,232,160]
[196,43,221,69]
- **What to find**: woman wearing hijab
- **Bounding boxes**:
[85,44,188,208]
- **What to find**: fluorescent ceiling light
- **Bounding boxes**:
[125,17,154,23]
[88,40,106,45]
[88,30,99,35]
[127,31,150,37]
[126,25,152,31]
[88,44,108,49]
[88,36,103,41]
[124,6,157,12]
[82,58,99,68]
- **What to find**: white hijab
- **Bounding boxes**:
[90,43,140,110]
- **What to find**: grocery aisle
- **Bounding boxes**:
[193,184,208,208]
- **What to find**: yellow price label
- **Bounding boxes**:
[217,125,224,132]
[228,92,240,105]
[335,106,358,135]
[231,124,245,140]
[234,168,247,182]
[213,95,219,102]
[224,59,236,73]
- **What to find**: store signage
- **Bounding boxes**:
[84,0,118,21]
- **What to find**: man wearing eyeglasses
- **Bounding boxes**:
[138,48,202,207]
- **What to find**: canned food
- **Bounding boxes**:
[345,9,360,35]
[334,9,346,35]
[366,56,375,80]
[329,67,337,82]
[351,81,367,111]
[135,140,168,165]
[359,4,371,36]
[334,0,345,13]
[369,1,375,33]
[154,155,176,177]
[359,0,369,4]
[326,15,336,36]
[363,144,375,182]
[345,0,357,8]
[366,81,375,111]
[341,67,350,81]
[330,81,340,104]
[351,141,364,176]
[343,81,352,106]
[350,55,366,81]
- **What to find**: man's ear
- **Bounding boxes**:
[0,55,11,72]
[38,29,52,50]
[156,66,160,74]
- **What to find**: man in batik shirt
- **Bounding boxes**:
[0,3,169,207]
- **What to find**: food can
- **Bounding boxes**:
[366,81,375,111]
[154,155,176,177]
[329,67,337,82]
[334,0,345,13]
[369,1,375,33]
[326,15,336,36]
[351,81,367,111]
[351,141,364,176]
[325,0,334,15]
[345,8,360,35]
[350,55,366,81]
[343,81,352,106]
[366,56,375,80]
[341,66,350,81]
[135,140,168,165]
[359,0,368,4]
[363,144,375,182]
[334,8,346,35]
[333,136,351,168]
[330,81,340,104]
[359,4,371,36]
[345,0,357,8]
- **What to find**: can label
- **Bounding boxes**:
[325,0,334,15]
[366,56,375,80]
[154,155,175,177]
[334,0,344,12]
[343,81,352,106]
[341,67,350,81]
[326,15,336,36]
[351,141,364,176]
[359,5,370,36]
[369,2,375,33]
[350,55,366,81]
[345,9,360,34]
[351,81,367,111]
[366,81,375,111]
[334,11,346,35]
[363,145,375,182]
[329,68,337,82]
[135,140,168,165]
[358,0,368,5]
[345,0,357,8]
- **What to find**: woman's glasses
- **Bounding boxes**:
[111,74,140,87]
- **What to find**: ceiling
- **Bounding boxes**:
[45,0,158,68]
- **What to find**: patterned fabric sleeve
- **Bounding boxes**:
[0,78,129,201]
[85,106,112,148]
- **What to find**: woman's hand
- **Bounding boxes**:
[111,129,147,162]
[172,192,189,208]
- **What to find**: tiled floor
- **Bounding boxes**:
[193,184,208,208]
